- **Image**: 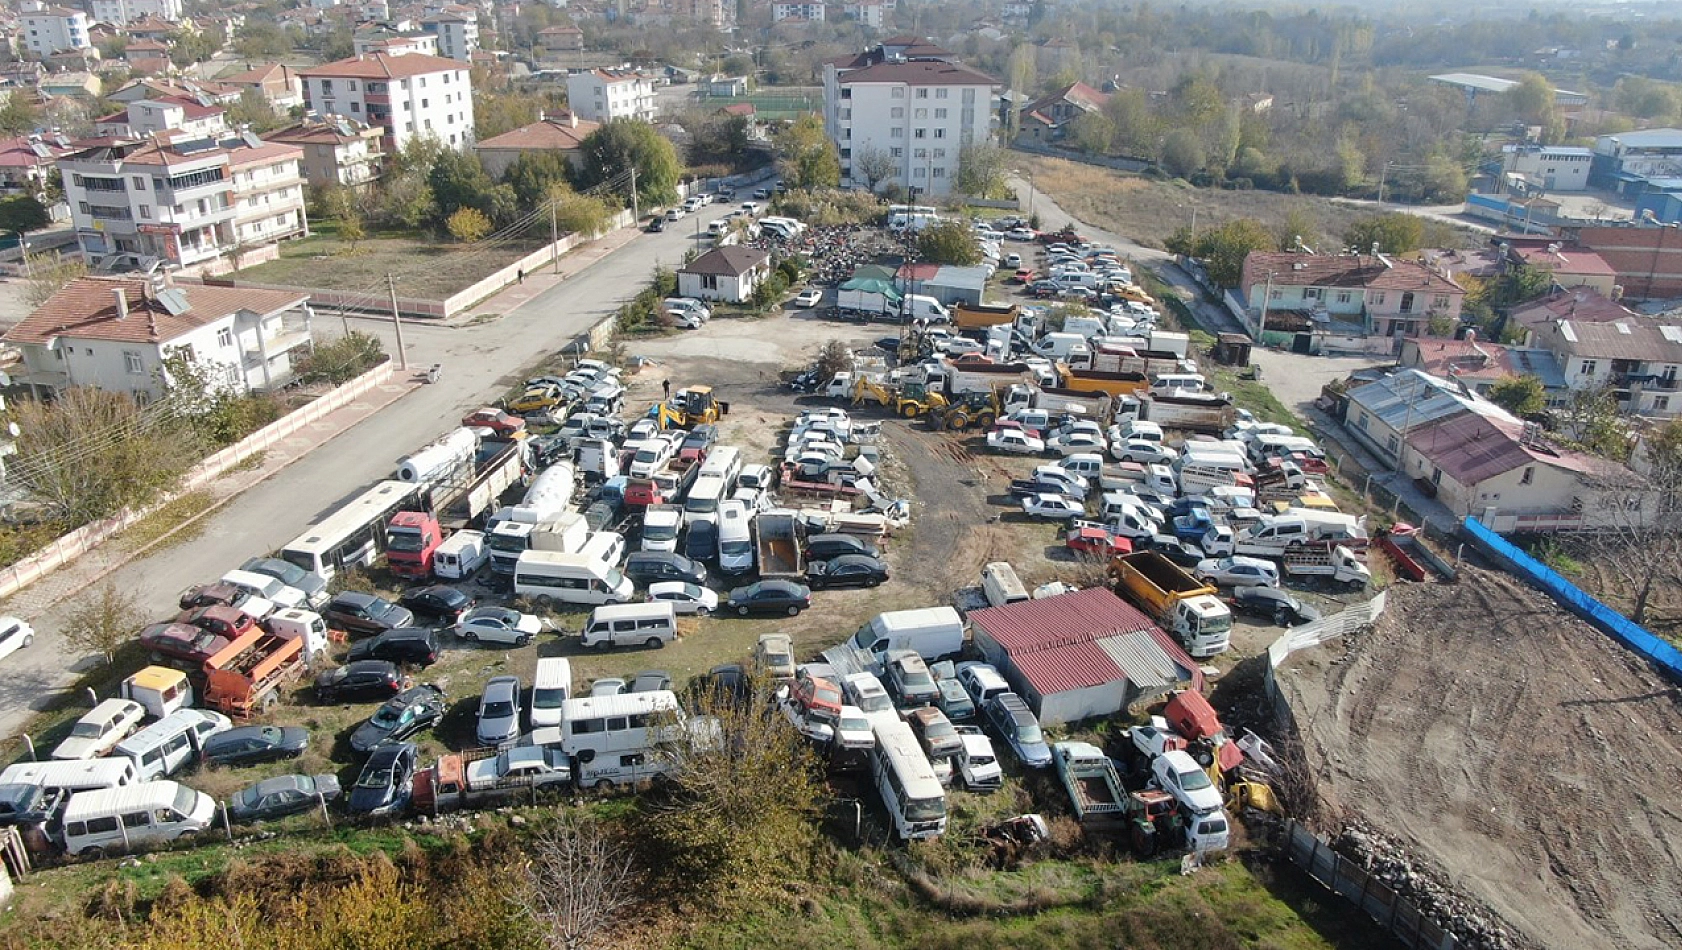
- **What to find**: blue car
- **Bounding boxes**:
[347,742,417,816]
[983,693,1052,769]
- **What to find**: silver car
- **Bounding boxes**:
[475,676,522,747]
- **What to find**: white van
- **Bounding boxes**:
[901,294,950,323]
[1151,373,1208,395]
[707,218,730,235]
[113,709,231,781]
[530,657,574,728]
[61,781,216,857]
[582,602,678,650]
[513,551,634,607]
[848,607,965,664]
[433,529,488,580]
[558,690,685,763]
[698,446,743,486]
[0,758,137,797]
[1034,332,1090,361]
[220,569,307,610]
[579,530,626,567]
[683,474,729,526]
[716,500,754,574]
[981,562,1029,608]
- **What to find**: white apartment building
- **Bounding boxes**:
[842,2,884,28]
[21,7,91,57]
[299,52,476,153]
[265,116,385,191]
[421,10,478,61]
[229,142,310,249]
[772,2,825,21]
[1502,144,1593,192]
[94,97,228,139]
[566,69,656,123]
[87,0,184,24]
[824,55,999,197]
[352,31,438,57]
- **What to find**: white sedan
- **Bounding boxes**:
[987,428,1045,455]
[0,617,34,663]
[1020,493,1084,521]
[648,581,718,616]
[456,606,543,646]
[1194,556,1281,588]
[1007,227,1037,242]
[1048,431,1108,458]
[1112,439,1177,465]
[793,288,823,308]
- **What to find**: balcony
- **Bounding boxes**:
[243,319,312,363]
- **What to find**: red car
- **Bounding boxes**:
[1012,268,1035,284]
[461,408,526,438]
[179,604,258,640]
[989,418,1043,440]
[139,621,231,667]
[1065,525,1132,558]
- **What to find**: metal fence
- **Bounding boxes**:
[1282,820,1459,950]
[1262,592,1387,702]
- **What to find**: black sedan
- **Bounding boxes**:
[345,627,440,667]
[348,685,446,753]
[1232,587,1323,627]
[688,663,751,710]
[805,533,879,562]
[200,725,309,768]
[347,742,417,817]
[1147,535,1205,568]
[805,554,890,590]
[399,585,475,625]
[623,552,708,587]
[316,660,408,703]
[226,774,342,823]
[726,579,812,617]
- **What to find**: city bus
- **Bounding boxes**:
[279,480,418,581]
[870,719,946,840]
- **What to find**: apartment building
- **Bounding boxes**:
[21,7,90,57]
[772,2,825,21]
[841,1,884,28]
[421,9,478,62]
[228,142,309,249]
[565,69,656,123]
[0,133,72,196]
[220,63,305,111]
[298,52,475,153]
[351,30,438,57]
[93,97,226,139]
[823,43,999,197]
[1238,250,1466,340]
[87,0,184,24]
[264,115,385,191]
[1501,144,1592,192]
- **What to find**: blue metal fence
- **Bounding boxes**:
[1459,517,1682,683]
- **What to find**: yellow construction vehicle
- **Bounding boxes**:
[656,385,727,429]
[850,375,947,418]
[1225,779,1283,817]
[934,387,1004,431]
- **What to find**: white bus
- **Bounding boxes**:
[558,690,685,764]
[280,480,418,581]
[870,719,946,840]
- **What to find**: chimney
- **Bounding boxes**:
[1465,328,1477,344]
[113,287,129,320]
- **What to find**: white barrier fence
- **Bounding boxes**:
[1263,591,1387,700]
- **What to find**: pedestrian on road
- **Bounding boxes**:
[662,379,671,401]
[517,268,525,284]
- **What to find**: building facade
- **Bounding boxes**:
[87,0,184,24]
[1501,144,1592,192]
[676,246,770,303]
[565,69,656,123]
[298,52,476,153]
[473,111,599,178]
[772,2,825,21]
[421,10,478,62]
[1239,250,1465,340]
[264,116,385,191]
[21,7,90,56]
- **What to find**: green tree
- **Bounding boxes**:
[548,183,613,236]
[1487,374,1546,417]
[0,96,40,135]
[954,142,1007,198]
[0,195,51,234]
[1419,154,1468,202]
[775,115,840,190]
[10,387,196,524]
[917,221,982,265]
[1006,44,1038,135]
[62,583,139,666]
[1505,72,1557,126]
[505,150,575,210]
[226,89,283,134]
[295,331,385,385]
[1275,205,1319,252]
[1186,219,1275,288]
[1160,128,1206,178]
[428,148,500,226]
[576,120,681,205]
[1068,111,1115,155]
[1343,212,1424,255]
[446,206,494,243]
[1102,87,1159,158]
[1170,72,1224,124]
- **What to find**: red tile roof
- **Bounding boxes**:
[837,60,997,87]
[970,587,1157,655]
[227,141,303,166]
[1406,411,1614,485]
[0,136,69,168]
[1508,288,1636,331]
[1242,251,1463,296]
[221,63,298,86]
[1513,245,1617,277]
[474,114,599,151]
[3,277,308,347]
[299,51,464,80]
[680,246,769,277]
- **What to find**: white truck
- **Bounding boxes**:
[754,509,805,580]
[1054,741,1127,827]
[488,510,587,576]
[1281,545,1371,588]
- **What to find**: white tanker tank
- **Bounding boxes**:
[396,427,480,485]
[501,462,576,526]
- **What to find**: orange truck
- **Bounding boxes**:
[201,629,306,718]
[951,301,1020,330]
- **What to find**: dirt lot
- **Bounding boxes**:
[232,225,541,299]
[1279,565,1682,950]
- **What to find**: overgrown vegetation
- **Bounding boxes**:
[919,221,983,266]
[294,331,387,386]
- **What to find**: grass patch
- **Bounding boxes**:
[115,490,219,554]
[233,227,544,300]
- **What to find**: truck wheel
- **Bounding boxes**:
[946,413,969,430]
[594,778,614,790]
[646,637,664,649]
[901,405,920,419]
[593,639,612,651]
[576,748,595,763]
[536,594,555,608]
[977,412,996,429]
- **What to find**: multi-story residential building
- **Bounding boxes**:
[823,42,998,197]
[0,133,72,197]
[93,97,227,139]
[474,111,599,178]
[1238,250,1466,341]
[87,0,184,24]
[1501,144,1593,193]
[20,7,90,57]
[566,69,656,123]
[1528,314,1682,418]
[58,122,307,274]
[298,52,476,153]
[535,25,584,60]
[264,116,385,191]
[421,9,478,61]
[772,2,824,21]
[351,29,438,57]
[122,39,175,77]
[841,1,884,28]
[1,276,315,399]
[220,63,305,110]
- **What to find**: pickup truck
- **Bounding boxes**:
[1054,741,1127,826]
[953,726,1003,792]
[1008,477,1089,503]
[1280,545,1370,588]
[411,746,572,813]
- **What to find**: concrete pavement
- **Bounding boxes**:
[0,217,707,741]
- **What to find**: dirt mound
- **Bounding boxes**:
[1281,566,1682,950]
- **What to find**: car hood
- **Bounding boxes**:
[1018,739,1054,768]
[349,720,395,753]
[347,784,397,814]
[50,737,100,760]
[312,774,343,800]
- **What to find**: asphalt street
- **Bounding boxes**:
[0,218,707,740]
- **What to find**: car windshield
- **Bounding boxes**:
[70,721,104,738]
[856,690,890,714]
[1015,718,1044,745]
[258,561,307,585]
[387,534,424,552]
[902,669,935,691]
[720,541,752,556]
[840,714,869,733]
[234,786,263,809]
[371,706,402,727]
[643,522,678,541]
[1180,767,1213,791]
[172,785,198,816]
[926,720,956,740]
[813,684,841,706]
[358,767,393,789]
[533,687,567,709]
[482,701,515,719]
[905,796,946,823]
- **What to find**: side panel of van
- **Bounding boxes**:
[582,603,677,649]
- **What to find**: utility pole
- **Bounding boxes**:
[1376,160,1391,207]
[629,166,639,222]
[550,197,560,274]
[386,273,409,371]
[1258,269,1275,336]
[14,231,30,279]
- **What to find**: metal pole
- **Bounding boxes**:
[1258,270,1274,336]
[20,735,35,762]
[1377,161,1389,206]
[14,232,29,279]
[550,198,560,275]
[629,166,639,223]
[387,273,409,371]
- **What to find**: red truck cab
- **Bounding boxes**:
[386,510,442,577]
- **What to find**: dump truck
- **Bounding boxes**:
[201,629,306,718]
[1056,367,1150,398]
[1378,523,1456,582]
[1110,551,1232,657]
[1054,741,1127,828]
[1087,346,1194,378]
[410,746,573,813]
[1116,392,1236,434]
[754,509,805,579]
[952,301,1020,329]
[919,359,1038,399]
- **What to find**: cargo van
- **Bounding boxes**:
[716,500,754,574]
[433,529,488,580]
[848,607,965,664]
[981,562,1028,608]
[1151,373,1208,395]
[683,474,729,526]
[582,602,678,650]
[119,666,193,720]
[901,294,950,323]
[0,759,137,797]
[513,551,633,607]
[113,709,231,781]
[579,530,626,567]
[1034,333,1090,361]
[530,657,574,728]
[60,780,216,856]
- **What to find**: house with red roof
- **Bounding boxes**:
[0,134,73,196]
[1016,81,1109,143]
[473,111,599,178]
[1239,250,1465,340]
[299,51,475,153]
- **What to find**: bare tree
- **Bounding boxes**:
[9,387,196,524]
[520,816,639,950]
[1582,419,1682,625]
[23,251,88,309]
[62,583,139,666]
[852,145,895,194]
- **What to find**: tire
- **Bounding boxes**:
[786,605,801,617]
[696,606,710,616]
[977,412,996,429]
[947,413,969,431]
[646,637,664,649]
[516,635,532,648]
[737,605,750,617]
[83,847,106,861]
[22,635,32,648]
[593,639,611,651]
[867,577,883,587]
[594,778,614,790]
[535,594,555,608]
[901,405,920,419]
[463,630,478,642]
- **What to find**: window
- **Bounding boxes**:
[217,327,233,348]
[1432,294,1451,309]
[421,99,429,108]
[913,167,925,178]
[914,108,927,119]
[1656,395,1671,411]
[351,102,360,112]
[932,167,945,178]
[131,176,145,190]
[124,351,144,375]
[1580,360,1597,376]
[890,127,903,138]
[1519,466,1534,485]
[916,88,928,99]
[891,88,904,98]
[1269,289,1283,301]
[936,88,949,99]
[934,128,945,139]
[914,128,926,139]
[1370,292,1386,306]
[349,81,357,91]
[320,80,333,93]
[1303,288,1322,300]
[890,147,903,158]
[1335,291,1352,304]
[935,108,947,119]
[933,148,946,158]
[139,205,150,219]
[962,88,976,104]
[891,107,903,118]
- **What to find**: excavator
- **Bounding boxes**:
[932,387,1005,431]
[655,385,727,429]
[850,375,948,419]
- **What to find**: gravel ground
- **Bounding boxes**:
[1280,565,1682,950]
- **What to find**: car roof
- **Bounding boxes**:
[483,676,519,697]
[334,591,377,607]
[344,659,397,675]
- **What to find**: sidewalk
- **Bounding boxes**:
[1,375,420,620]
[447,223,649,326]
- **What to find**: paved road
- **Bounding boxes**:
[0,219,707,740]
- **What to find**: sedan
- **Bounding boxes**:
[227,774,342,823]
[200,725,309,768]
[475,676,522,747]
[805,554,890,590]
[1112,439,1177,465]
[399,585,475,624]
[726,579,812,617]
[325,592,414,638]
[348,685,446,754]
[1194,555,1282,588]
[623,552,707,587]
[1066,524,1130,557]
[1007,227,1037,242]
[139,621,229,667]
[347,742,417,816]
[1232,586,1322,627]
[630,670,672,693]
[805,533,879,562]
[793,287,823,308]
[1048,431,1108,458]
[460,408,526,437]
[1021,493,1084,521]
[590,678,628,697]
[181,604,256,640]
[1148,535,1206,568]
[315,660,408,703]
[987,428,1045,455]
[455,606,542,647]
[647,581,718,615]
